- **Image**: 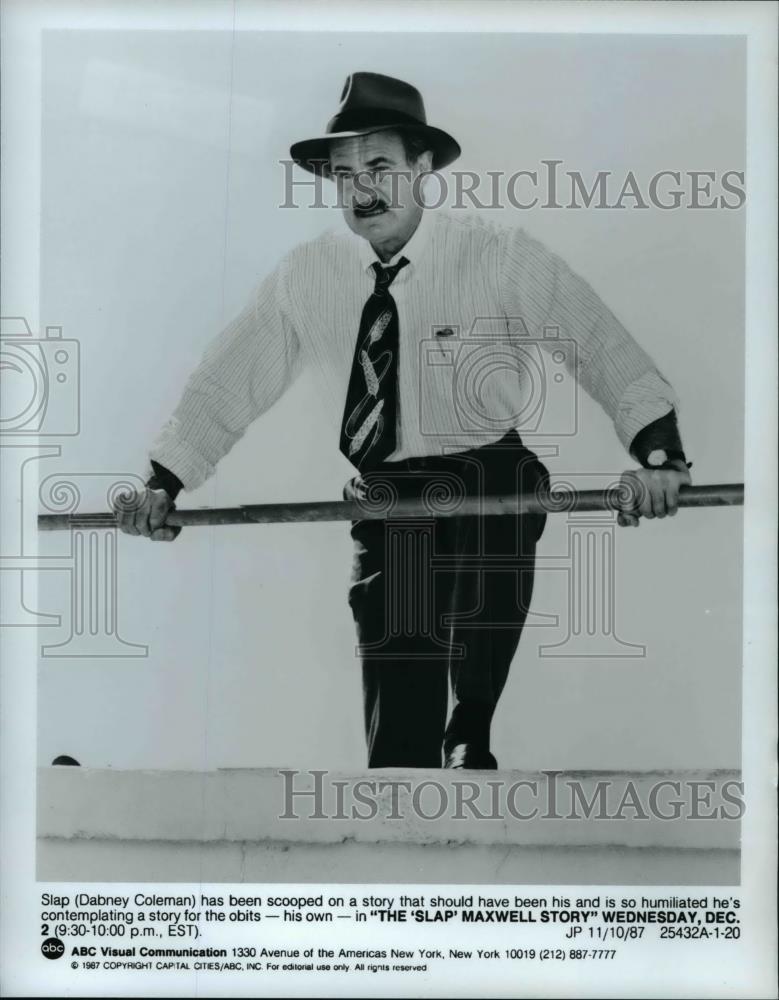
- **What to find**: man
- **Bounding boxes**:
[116,72,691,770]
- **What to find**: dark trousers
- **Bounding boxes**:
[345,430,548,768]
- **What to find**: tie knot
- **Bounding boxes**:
[372,257,409,295]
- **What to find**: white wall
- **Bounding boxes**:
[37,30,744,771]
[36,766,741,885]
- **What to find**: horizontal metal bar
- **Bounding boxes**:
[37,483,744,531]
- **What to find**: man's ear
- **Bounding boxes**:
[417,150,434,174]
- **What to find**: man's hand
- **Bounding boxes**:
[114,486,181,541]
[617,463,692,528]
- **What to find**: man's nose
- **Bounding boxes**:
[350,174,382,206]
[352,185,379,208]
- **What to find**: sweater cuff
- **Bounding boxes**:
[147,460,184,501]
[629,409,687,468]
[149,417,216,492]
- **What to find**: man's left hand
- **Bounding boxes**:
[617,463,692,527]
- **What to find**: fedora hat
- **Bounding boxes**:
[289,71,461,176]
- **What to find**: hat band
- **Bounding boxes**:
[326,106,427,135]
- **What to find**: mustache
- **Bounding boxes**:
[352,198,389,217]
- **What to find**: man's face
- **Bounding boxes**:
[329,131,431,254]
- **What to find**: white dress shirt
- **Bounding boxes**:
[150,209,677,490]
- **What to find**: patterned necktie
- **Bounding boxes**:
[339,256,409,470]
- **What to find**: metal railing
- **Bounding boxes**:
[38,483,744,531]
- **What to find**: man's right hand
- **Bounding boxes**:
[114,486,181,541]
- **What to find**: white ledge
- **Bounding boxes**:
[37,767,740,884]
[37,767,741,848]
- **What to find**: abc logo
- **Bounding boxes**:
[41,937,65,960]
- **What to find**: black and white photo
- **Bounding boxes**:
[1,2,776,997]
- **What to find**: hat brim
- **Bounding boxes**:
[289,123,461,176]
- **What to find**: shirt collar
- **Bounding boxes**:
[357,207,434,275]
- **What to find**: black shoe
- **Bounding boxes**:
[443,744,498,770]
